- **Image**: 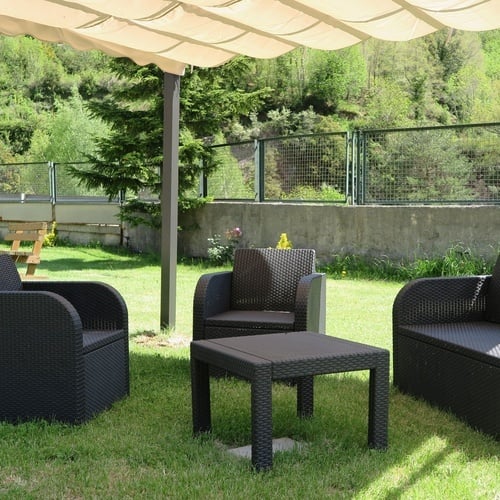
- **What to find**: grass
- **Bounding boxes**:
[1,245,499,499]
[321,244,496,281]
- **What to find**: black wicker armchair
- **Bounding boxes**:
[193,248,326,342]
[0,254,129,424]
[393,255,500,439]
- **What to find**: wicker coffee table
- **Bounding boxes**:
[191,331,389,471]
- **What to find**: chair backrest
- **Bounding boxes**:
[0,254,23,291]
[231,248,316,311]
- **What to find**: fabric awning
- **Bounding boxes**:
[0,1,499,75]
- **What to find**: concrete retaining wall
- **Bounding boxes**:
[1,201,499,263]
[175,202,500,263]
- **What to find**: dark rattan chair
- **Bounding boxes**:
[0,254,129,424]
[393,255,500,439]
[193,248,326,343]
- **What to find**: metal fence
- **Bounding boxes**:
[1,123,498,206]
[205,122,500,205]
[0,161,119,203]
[356,123,500,204]
[204,132,349,203]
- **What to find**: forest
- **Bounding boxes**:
[0,29,499,218]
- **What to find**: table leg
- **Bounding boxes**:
[191,356,211,434]
[251,364,273,471]
[367,354,389,449]
[297,375,314,418]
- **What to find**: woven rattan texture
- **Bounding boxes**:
[0,254,23,290]
[193,249,325,344]
[396,334,499,437]
[231,248,315,311]
[0,256,129,423]
[191,332,389,470]
[393,274,500,439]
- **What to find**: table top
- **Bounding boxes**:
[191,331,387,365]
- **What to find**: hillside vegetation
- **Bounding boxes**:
[0,30,498,216]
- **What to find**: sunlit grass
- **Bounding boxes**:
[0,245,498,499]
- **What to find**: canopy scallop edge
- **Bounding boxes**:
[0,0,499,75]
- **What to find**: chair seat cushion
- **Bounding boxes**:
[83,330,126,354]
[206,310,295,330]
[399,321,500,367]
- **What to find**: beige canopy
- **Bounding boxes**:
[1,1,499,75]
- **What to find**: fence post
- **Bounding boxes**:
[346,132,352,205]
[49,161,56,221]
[351,130,365,205]
[255,139,264,202]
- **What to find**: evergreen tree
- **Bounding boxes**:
[72,57,269,227]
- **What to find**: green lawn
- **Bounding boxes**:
[0,246,498,499]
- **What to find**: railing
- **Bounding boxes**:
[355,123,500,204]
[203,132,349,203]
[1,123,498,206]
[205,122,500,205]
[0,161,121,204]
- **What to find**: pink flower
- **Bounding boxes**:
[226,227,242,241]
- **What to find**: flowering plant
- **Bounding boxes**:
[225,227,242,242]
[276,233,292,249]
[208,227,243,264]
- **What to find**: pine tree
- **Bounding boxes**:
[72,57,270,227]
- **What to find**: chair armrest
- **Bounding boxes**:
[0,291,86,417]
[23,281,128,332]
[393,275,490,327]
[0,290,82,341]
[193,271,232,340]
[295,273,326,333]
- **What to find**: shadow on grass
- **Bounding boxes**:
[34,246,220,274]
[37,248,161,273]
[127,350,499,492]
[0,349,497,497]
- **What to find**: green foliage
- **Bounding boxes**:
[28,92,108,162]
[0,34,114,162]
[0,93,39,155]
[365,129,473,202]
[481,30,500,79]
[207,227,242,264]
[0,163,21,192]
[208,144,254,199]
[70,58,269,226]
[43,222,58,247]
[281,183,345,202]
[0,29,498,215]
[305,47,367,113]
[322,244,493,281]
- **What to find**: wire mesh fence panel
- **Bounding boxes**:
[206,141,256,199]
[0,162,50,201]
[55,163,120,201]
[262,132,348,202]
[362,123,500,204]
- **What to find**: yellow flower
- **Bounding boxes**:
[276,233,292,249]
